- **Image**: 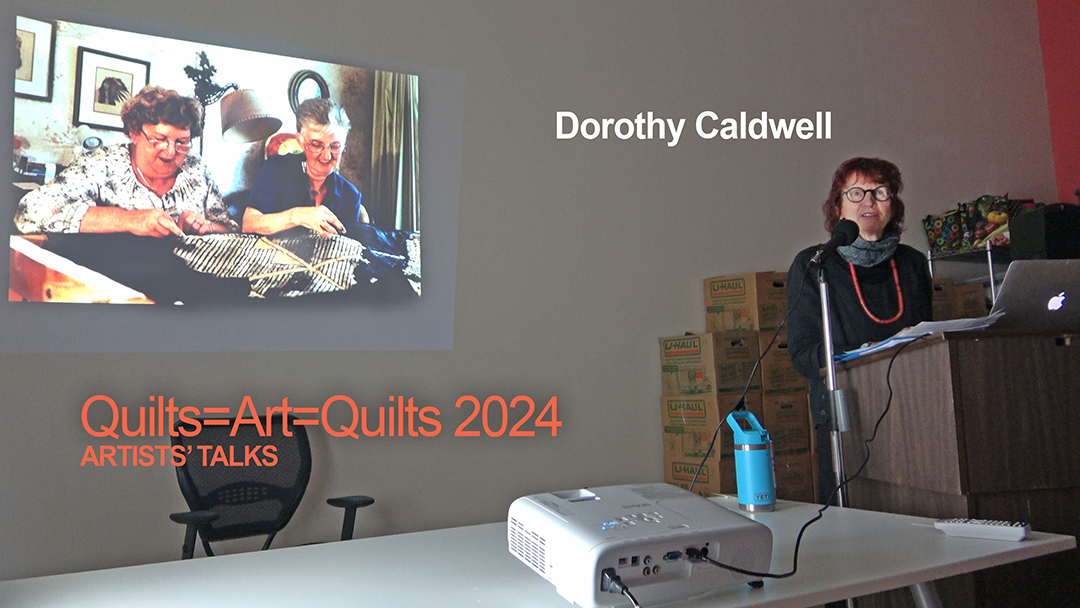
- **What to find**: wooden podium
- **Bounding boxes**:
[835,330,1080,607]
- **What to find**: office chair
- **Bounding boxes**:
[169,413,374,559]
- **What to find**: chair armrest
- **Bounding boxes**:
[326,495,375,541]
[169,510,219,526]
[169,510,219,559]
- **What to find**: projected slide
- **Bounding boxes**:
[13,15,420,305]
[6,10,462,352]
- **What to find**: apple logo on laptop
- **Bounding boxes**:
[1048,291,1066,311]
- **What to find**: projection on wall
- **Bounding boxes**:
[5,11,463,353]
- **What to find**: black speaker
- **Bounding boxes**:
[1010,203,1080,260]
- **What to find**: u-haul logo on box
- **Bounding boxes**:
[671,461,707,482]
[663,337,700,356]
[709,278,746,298]
[667,399,707,420]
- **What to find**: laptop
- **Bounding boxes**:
[989,259,1080,330]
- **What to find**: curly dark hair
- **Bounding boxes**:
[822,157,906,234]
[121,86,204,139]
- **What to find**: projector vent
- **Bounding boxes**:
[509,517,547,574]
[727,547,758,580]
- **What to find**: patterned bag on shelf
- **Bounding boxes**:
[922,207,964,256]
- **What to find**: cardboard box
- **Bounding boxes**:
[704,272,788,332]
[659,332,760,396]
[952,282,989,318]
[932,278,954,321]
[660,391,761,497]
[757,331,808,393]
[664,450,720,497]
[662,394,723,496]
[933,278,990,320]
[762,390,810,454]
[774,450,816,502]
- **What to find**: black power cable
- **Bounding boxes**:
[601,568,641,608]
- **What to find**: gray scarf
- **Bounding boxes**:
[838,232,900,267]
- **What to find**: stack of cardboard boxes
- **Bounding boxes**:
[660,272,816,501]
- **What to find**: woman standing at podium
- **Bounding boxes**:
[786,157,933,504]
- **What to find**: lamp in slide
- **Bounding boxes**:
[220,89,282,143]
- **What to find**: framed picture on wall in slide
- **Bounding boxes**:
[73,46,151,131]
[15,16,56,101]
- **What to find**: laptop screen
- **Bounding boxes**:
[990,260,1080,330]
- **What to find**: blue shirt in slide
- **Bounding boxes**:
[246,153,366,230]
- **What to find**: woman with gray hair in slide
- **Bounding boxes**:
[242,97,369,238]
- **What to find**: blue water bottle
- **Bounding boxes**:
[726,410,776,512]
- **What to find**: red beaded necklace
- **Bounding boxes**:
[848,259,904,324]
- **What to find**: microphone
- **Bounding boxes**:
[809,219,859,265]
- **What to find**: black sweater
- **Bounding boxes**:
[785,243,933,382]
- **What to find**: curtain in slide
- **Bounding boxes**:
[370,71,420,232]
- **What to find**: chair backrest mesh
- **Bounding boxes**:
[172,413,311,542]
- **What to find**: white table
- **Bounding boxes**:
[1,497,1073,607]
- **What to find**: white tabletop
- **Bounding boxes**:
[1,497,1073,608]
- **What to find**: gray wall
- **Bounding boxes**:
[0,0,1055,580]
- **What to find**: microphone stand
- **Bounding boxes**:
[816,263,850,508]
[817,263,857,608]
[814,252,940,608]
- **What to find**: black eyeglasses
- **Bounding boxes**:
[842,186,891,203]
[304,140,345,156]
[141,128,192,153]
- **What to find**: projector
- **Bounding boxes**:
[508,483,772,607]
